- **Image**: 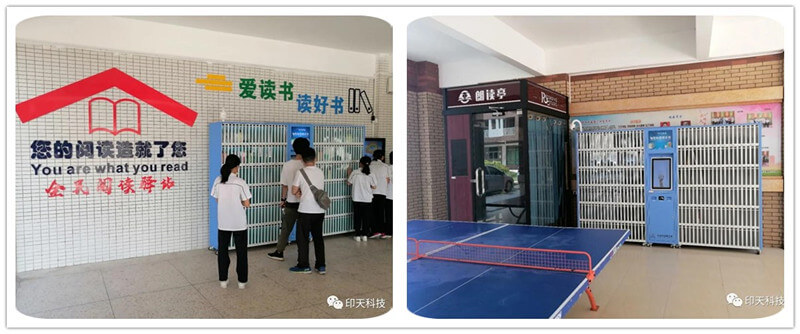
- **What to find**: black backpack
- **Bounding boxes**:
[299,168,331,210]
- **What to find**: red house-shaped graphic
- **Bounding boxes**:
[16,68,197,133]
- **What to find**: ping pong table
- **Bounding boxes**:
[407,220,629,319]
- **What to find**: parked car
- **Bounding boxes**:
[485,165,514,194]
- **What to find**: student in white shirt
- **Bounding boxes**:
[268,137,310,262]
[369,150,390,239]
[348,156,377,242]
[210,154,252,289]
[384,151,393,238]
[289,148,327,274]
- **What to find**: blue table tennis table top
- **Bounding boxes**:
[407,220,629,319]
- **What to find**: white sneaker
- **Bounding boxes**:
[238,282,247,289]
[354,236,361,242]
[361,236,368,242]
[220,280,228,288]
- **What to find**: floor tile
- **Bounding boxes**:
[167,250,220,285]
[567,243,783,319]
[32,300,114,319]
[102,261,191,299]
[110,286,221,318]
[14,234,392,319]
[16,270,108,315]
[265,304,335,319]
[193,274,308,318]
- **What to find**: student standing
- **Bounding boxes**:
[384,151,393,238]
[369,150,390,239]
[210,154,252,289]
[268,138,310,261]
[348,156,377,242]
[290,148,327,274]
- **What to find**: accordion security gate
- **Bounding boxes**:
[576,123,762,251]
[576,130,646,242]
[209,122,364,249]
[313,125,364,236]
[676,125,761,250]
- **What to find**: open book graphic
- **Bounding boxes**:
[88,97,142,135]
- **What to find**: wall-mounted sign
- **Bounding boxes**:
[289,125,312,157]
[647,130,674,150]
[364,137,386,159]
[17,67,198,128]
[446,81,521,108]
[16,67,197,197]
[572,103,783,176]
[349,88,374,114]
[195,74,233,92]
[194,72,371,116]
[528,83,567,114]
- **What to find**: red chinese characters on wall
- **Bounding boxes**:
[46,177,176,198]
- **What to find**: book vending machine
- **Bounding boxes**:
[576,123,762,253]
[209,122,365,250]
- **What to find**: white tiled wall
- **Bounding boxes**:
[15,42,392,272]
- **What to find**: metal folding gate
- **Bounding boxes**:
[676,125,762,250]
[576,123,762,251]
[576,129,646,242]
[209,122,364,249]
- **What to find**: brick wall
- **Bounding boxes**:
[406,90,423,218]
[569,53,784,248]
[763,192,784,248]
[530,74,570,96]
[571,54,783,103]
[407,60,448,220]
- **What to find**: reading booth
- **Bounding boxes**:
[443,80,572,227]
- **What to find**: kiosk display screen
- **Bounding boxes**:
[651,158,672,190]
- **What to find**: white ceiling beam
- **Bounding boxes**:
[708,16,784,58]
[695,16,715,60]
[431,16,547,76]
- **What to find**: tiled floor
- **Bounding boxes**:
[16,234,392,319]
[565,244,784,319]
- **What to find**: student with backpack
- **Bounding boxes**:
[289,148,328,274]
[268,137,310,262]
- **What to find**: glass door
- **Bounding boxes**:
[472,110,528,224]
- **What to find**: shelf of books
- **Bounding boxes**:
[209,122,365,250]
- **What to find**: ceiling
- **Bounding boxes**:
[497,16,696,49]
[408,16,784,87]
[127,16,392,54]
[408,18,478,63]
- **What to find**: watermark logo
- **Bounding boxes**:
[326,295,387,310]
[727,293,743,307]
[727,292,784,307]
[327,295,344,310]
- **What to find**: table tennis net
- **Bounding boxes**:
[408,238,594,277]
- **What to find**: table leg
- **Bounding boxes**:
[585,286,600,311]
